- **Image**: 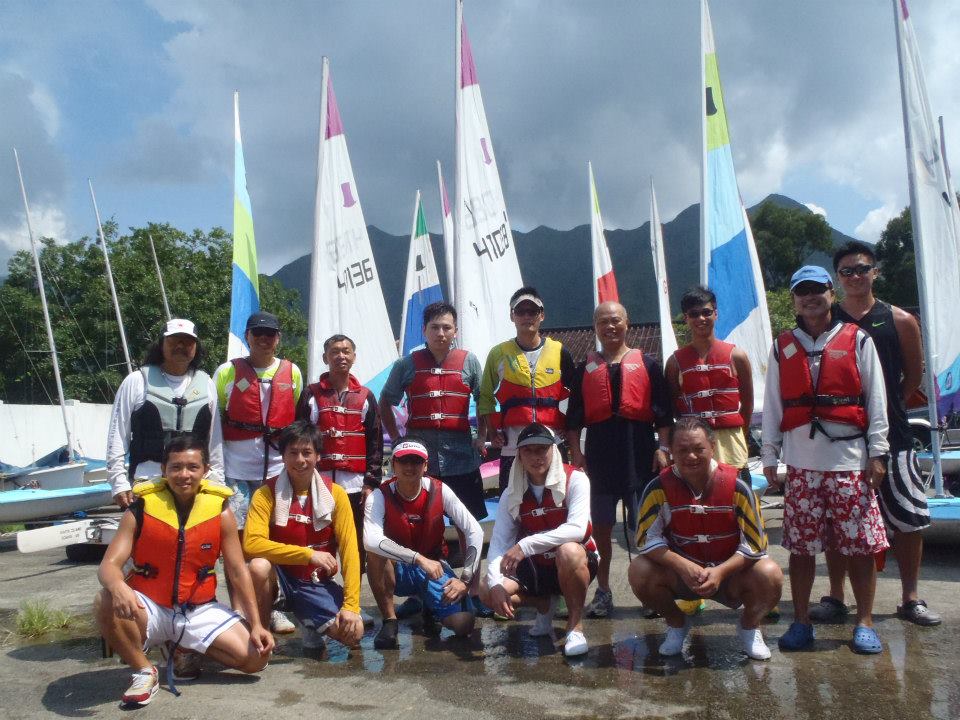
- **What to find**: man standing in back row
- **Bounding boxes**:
[809,242,940,626]
[566,301,672,618]
[666,286,754,472]
[479,287,576,491]
[214,311,304,633]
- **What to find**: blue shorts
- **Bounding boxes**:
[275,567,343,633]
[394,562,472,621]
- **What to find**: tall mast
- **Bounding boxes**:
[88,179,133,374]
[307,56,331,381]
[15,149,74,456]
[148,233,172,320]
[453,0,463,325]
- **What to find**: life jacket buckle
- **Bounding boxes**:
[530,507,547,517]
[429,413,444,421]
[430,367,444,375]
[327,429,343,438]
[331,405,347,414]
[696,534,710,543]
[327,453,345,461]
[428,390,443,398]
[690,505,706,514]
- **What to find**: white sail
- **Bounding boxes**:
[894,0,960,495]
[589,162,619,308]
[308,58,398,392]
[700,0,772,412]
[454,0,524,366]
[650,179,678,360]
[437,161,455,305]
[399,190,444,355]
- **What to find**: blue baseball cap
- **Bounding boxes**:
[790,265,833,291]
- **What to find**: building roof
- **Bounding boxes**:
[542,323,665,364]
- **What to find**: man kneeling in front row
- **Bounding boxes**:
[480,423,598,657]
[244,421,364,654]
[95,436,273,707]
[629,417,782,660]
[364,438,483,648]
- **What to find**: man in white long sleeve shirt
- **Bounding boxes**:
[106,319,224,509]
[480,423,598,657]
[761,266,889,656]
[364,438,482,649]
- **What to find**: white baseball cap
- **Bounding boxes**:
[164,319,198,339]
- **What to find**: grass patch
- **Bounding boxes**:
[0,523,25,534]
[16,600,72,638]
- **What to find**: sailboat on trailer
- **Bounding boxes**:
[1,151,110,523]
[308,58,398,394]
[399,190,444,355]
[893,0,960,521]
[700,0,772,413]
[454,0,524,366]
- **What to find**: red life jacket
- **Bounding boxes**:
[223,358,296,440]
[581,349,654,425]
[517,464,597,567]
[407,349,472,432]
[264,475,339,582]
[381,477,447,559]
[309,373,370,473]
[674,341,743,429]
[659,463,741,567]
[128,479,229,608]
[777,324,867,433]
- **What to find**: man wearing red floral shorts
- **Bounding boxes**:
[761,266,890,655]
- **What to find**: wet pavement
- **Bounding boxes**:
[1,510,959,719]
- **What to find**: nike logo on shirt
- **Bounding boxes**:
[871,321,885,327]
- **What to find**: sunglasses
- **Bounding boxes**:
[792,284,830,297]
[512,307,542,317]
[685,308,715,319]
[250,328,279,338]
[838,263,875,278]
[395,455,426,466]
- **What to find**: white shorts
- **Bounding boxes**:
[136,591,242,653]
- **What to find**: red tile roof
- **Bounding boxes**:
[543,323,666,364]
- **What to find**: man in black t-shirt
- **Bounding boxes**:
[566,302,672,618]
[809,242,940,626]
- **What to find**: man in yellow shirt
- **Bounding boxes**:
[243,421,363,654]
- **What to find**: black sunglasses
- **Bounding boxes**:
[838,263,875,278]
[685,308,715,319]
[250,328,279,338]
[395,455,426,466]
[792,284,830,297]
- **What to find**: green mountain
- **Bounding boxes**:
[271,194,860,334]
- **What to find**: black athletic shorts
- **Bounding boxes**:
[440,469,487,521]
[507,551,599,597]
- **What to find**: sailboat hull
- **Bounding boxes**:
[0,463,112,523]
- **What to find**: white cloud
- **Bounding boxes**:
[804,203,826,217]
[0,204,70,273]
[855,202,898,243]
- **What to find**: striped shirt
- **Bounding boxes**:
[635,463,767,562]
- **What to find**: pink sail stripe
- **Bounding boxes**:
[341,182,356,208]
[460,22,479,88]
[899,0,909,20]
[596,272,619,304]
[325,78,344,139]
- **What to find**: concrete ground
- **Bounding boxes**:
[1,509,958,720]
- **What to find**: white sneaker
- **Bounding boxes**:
[271,609,296,634]
[737,623,771,660]
[563,629,589,657]
[121,666,159,706]
[302,626,326,651]
[529,611,555,637]
[659,622,690,656]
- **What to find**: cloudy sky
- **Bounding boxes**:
[2,0,958,274]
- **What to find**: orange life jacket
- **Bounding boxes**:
[264,475,339,582]
[381,477,447,559]
[517,464,597,566]
[581,349,654,424]
[223,358,296,441]
[407,349,472,432]
[128,479,231,608]
[674,341,743,428]
[309,373,370,473]
[777,324,867,434]
[659,463,741,567]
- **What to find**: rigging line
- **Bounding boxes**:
[0,293,56,405]
[37,257,116,402]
